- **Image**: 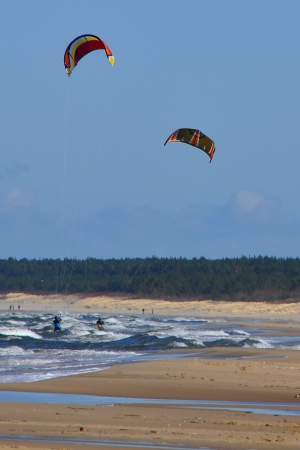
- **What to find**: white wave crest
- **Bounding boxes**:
[173,342,188,348]
[7,320,27,326]
[0,346,27,356]
[244,339,274,349]
[0,327,42,339]
[231,329,250,336]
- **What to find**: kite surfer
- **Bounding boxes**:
[96,317,104,330]
[53,316,62,332]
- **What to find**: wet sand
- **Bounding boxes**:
[1,348,300,449]
[2,347,300,403]
[0,399,299,450]
[1,294,300,448]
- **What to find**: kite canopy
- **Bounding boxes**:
[164,128,216,162]
[64,34,115,76]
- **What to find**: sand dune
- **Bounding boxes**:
[1,292,300,320]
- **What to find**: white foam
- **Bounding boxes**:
[172,317,207,323]
[105,317,121,325]
[278,344,300,351]
[194,340,205,347]
[0,327,42,339]
[231,329,250,336]
[99,331,131,341]
[7,320,27,326]
[95,329,106,335]
[173,342,188,348]
[0,346,26,356]
[70,329,90,336]
[244,339,274,349]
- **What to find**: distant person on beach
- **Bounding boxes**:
[96,317,104,330]
[142,308,145,314]
[53,316,61,332]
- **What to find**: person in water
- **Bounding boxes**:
[96,317,104,329]
[53,316,61,331]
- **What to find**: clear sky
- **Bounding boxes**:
[1,0,299,260]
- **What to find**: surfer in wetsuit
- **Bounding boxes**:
[53,316,61,332]
[96,317,104,330]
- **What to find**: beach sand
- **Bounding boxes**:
[1,294,300,449]
[2,291,300,325]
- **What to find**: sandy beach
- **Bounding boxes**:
[2,291,300,320]
[1,294,300,449]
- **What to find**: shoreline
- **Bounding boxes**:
[1,348,300,449]
[1,295,300,448]
[1,347,300,403]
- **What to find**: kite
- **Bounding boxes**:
[164,128,216,162]
[64,34,115,76]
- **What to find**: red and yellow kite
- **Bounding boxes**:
[64,34,115,76]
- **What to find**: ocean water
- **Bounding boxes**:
[0,311,300,383]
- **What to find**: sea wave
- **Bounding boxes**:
[0,311,298,383]
[0,327,42,340]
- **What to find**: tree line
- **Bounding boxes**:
[1,256,300,301]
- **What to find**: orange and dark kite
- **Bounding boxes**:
[164,128,216,162]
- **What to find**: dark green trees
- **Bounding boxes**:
[0,256,300,300]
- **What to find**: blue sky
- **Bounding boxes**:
[1,0,300,260]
